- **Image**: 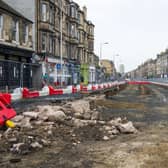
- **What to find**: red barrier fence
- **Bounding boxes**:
[128,81,151,85]
[0,93,16,126]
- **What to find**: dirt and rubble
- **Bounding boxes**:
[1,84,168,168]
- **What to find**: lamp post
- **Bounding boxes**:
[100,42,109,61]
[113,54,119,78]
[99,42,109,83]
[60,0,63,87]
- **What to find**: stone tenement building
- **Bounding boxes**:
[5,0,96,87]
[0,0,35,90]
[100,59,116,79]
[129,49,168,79]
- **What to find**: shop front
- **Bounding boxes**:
[0,44,37,90]
[89,65,96,84]
[43,57,70,86]
[68,62,80,85]
[80,64,89,85]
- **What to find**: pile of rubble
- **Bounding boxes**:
[0,97,138,155]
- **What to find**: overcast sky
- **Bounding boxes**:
[75,0,168,72]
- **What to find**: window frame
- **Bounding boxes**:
[0,14,3,39]
[12,19,19,43]
[41,3,48,22]
[41,32,47,52]
[22,22,29,44]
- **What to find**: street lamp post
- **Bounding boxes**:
[113,54,119,78]
[100,42,109,60]
[99,42,109,83]
[60,0,63,87]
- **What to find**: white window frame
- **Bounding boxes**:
[0,15,3,39]
[12,19,19,44]
[41,3,47,22]
[23,23,29,44]
[41,32,47,52]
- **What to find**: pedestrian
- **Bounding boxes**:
[42,73,48,86]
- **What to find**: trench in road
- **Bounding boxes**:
[96,84,168,125]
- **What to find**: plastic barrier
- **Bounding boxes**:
[39,86,49,97]
[11,88,22,101]
[22,88,39,98]
[128,81,151,85]
[76,85,81,92]
[92,85,97,91]
[63,86,73,94]
[72,86,77,94]
[98,84,102,90]
[0,93,16,126]
[2,93,11,104]
[2,81,126,103]
[87,84,92,91]
[48,86,63,95]
[80,85,88,92]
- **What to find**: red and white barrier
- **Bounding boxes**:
[11,88,22,101]
[39,86,49,97]
[22,88,39,98]
[48,86,63,95]
[7,81,127,102]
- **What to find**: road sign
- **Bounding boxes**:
[56,64,61,70]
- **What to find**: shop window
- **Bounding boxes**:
[13,66,19,78]
[0,66,2,77]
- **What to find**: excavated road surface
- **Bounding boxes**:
[1,84,168,168]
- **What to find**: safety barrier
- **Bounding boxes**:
[128,81,151,85]
[11,88,22,101]
[0,81,128,126]
[22,88,40,98]
[39,86,49,97]
[150,81,168,87]
[0,93,16,126]
[48,86,63,95]
[4,81,127,103]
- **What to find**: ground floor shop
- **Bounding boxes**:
[80,64,96,85]
[42,57,80,86]
[0,44,40,90]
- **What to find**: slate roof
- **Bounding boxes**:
[0,0,33,23]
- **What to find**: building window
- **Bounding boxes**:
[23,23,28,44]
[12,19,19,42]
[49,36,55,54]
[71,24,76,38]
[0,66,2,77]
[0,15,3,39]
[41,3,48,22]
[41,32,47,51]
[71,6,75,18]
[49,5,55,24]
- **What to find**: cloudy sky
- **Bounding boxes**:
[75,0,168,72]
